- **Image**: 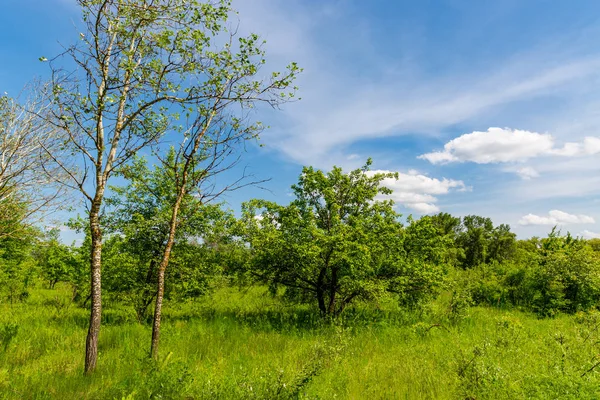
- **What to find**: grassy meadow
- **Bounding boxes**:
[1,284,600,399]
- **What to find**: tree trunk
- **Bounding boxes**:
[85,204,102,374]
[150,197,183,359]
[150,110,215,359]
[316,267,327,315]
[327,267,338,315]
[135,259,158,323]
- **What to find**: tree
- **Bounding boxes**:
[429,212,461,237]
[104,152,232,323]
[134,21,300,359]
[45,0,297,371]
[455,216,516,269]
[38,228,76,289]
[456,215,494,269]
[427,212,463,267]
[239,161,445,317]
[0,90,67,239]
[0,225,39,304]
[527,229,600,316]
[488,223,516,263]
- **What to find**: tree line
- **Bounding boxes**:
[2,158,600,333]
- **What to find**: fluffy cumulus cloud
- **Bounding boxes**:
[420,128,554,164]
[518,210,595,226]
[419,128,600,171]
[369,170,467,214]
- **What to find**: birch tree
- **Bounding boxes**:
[45,0,297,373]
[146,36,300,360]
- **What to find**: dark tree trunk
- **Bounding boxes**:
[316,267,327,315]
[135,259,158,323]
[85,202,103,374]
[327,267,338,315]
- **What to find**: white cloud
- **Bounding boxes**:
[584,137,600,154]
[408,202,441,214]
[515,167,539,180]
[518,210,595,226]
[420,128,555,164]
[420,127,600,166]
[369,170,466,214]
[549,137,600,156]
[580,230,600,239]
[419,128,600,183]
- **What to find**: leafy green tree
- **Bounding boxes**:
[45,0,298,371]
[38,228,77,289]
[429,212,461,237]
[488,224,517,263]
[457,215,494,269]
[455,216,516,268]
[0,226,38,304]
[586,238,600,252]
[527,229,600,316]
[426,212,463,267]
[398,216,451,307]
[239,161,445,317]
[104,152,232,322]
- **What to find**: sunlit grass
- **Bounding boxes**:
[1,284,599,399]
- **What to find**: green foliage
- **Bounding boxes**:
[452,228,600,317]
[529,230,600,316]
[239,161,446,317]
[456,215,517,269]
[0,227,39,304]
[103,152,232,320]
[37,229,77,289]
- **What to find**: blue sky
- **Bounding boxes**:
[2,0,600,241]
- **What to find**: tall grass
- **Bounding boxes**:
[1,284,599,399]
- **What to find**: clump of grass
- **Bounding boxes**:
[0,322,18,352]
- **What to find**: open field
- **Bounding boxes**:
[1,285,600,399]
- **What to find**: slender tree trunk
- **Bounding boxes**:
[85,200,103,374]
[135,259,158,323]
[150,195,184,359]
[316,267,327,315]
[150,111,216,359]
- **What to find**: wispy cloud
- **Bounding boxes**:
[234,0,600,165]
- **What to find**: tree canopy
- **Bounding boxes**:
[238,161,447,317]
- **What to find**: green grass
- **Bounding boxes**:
[1,285,600,399]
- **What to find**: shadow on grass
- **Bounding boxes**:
[162,305,423,333]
